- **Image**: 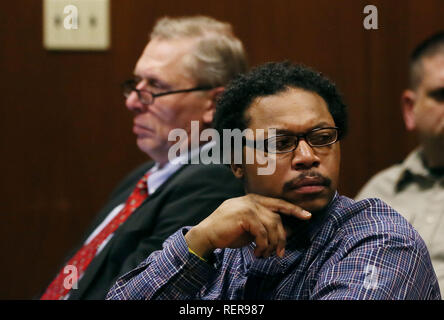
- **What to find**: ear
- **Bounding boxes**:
[202,87,225,125]
[230,163,244,179]
[401,89,417,131]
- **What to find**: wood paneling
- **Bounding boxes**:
[1,0,443,299]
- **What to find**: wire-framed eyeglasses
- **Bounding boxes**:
[122,78,214,105]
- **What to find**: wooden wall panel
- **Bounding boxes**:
[1,0,443,299]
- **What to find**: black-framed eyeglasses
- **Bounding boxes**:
[121,79,214,105]
[244,127,339,154]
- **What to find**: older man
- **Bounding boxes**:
[107,61,440,300]
[40,16,247,300]
[356,31,444,295]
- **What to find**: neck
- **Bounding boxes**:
[421,139,444,169]
[150,140,208,168]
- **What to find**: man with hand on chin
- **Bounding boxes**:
[107,62,440,300]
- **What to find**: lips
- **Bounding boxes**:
[289,177,327,189]
[133,125,151,136]
[283,174,331,195]
[133,119,154,136]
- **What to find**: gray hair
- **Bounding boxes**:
[150,16,248,87]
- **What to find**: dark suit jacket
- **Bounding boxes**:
[45,162,244,299]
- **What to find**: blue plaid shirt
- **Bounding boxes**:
[107,194,441,300]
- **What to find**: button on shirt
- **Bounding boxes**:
[107,194,441,300]
[356,148,444,296]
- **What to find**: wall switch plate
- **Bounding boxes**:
[43,0,110,51]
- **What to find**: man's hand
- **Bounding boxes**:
[185,194,312,259]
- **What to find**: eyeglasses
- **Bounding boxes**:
[122,79,214,105]
[245,127,339,154]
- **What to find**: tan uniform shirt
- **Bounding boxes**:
[356,148,444,297]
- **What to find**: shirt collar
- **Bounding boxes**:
[241,191,340,276]
[395,148,437,190]
[146,141,216,194]
[402,148,430,176]
[285,191,340,246]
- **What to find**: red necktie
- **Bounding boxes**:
[41,173,150,300]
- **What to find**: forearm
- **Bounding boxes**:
[107,228,216,300]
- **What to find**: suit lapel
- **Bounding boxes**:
[69,163,190,299]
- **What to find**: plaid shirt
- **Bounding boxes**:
[107,194,441,300]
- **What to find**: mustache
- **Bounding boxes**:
[282,171,331,193]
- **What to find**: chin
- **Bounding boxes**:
[299,201,329,214]
[285,193,333,214]
[137,138,156,156]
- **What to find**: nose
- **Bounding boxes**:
[125,90,146,113]
[291,139,320,170]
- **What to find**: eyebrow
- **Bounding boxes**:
[272,122,334,135]
[133,72,172,90]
